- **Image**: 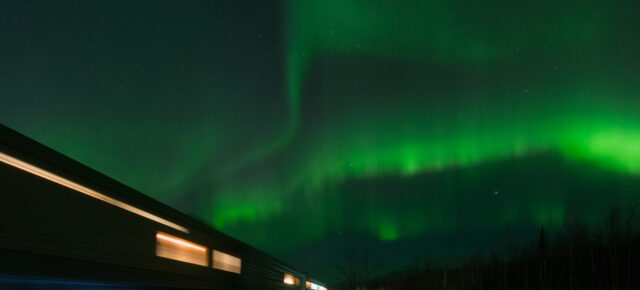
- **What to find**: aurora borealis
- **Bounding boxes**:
[2,0,640,282]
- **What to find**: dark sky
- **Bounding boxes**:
[2,0,640,283]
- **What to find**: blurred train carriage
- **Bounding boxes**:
[0,124,326,290]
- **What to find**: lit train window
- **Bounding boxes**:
[212,250,242,274]
[155,232,208,266]
[306,282,326,290]
[284,273,300,286]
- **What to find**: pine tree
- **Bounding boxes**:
[538,226,547,290]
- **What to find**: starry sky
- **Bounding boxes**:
[2,0,640,282]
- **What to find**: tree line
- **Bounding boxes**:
[334,204,640,290]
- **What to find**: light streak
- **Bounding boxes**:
[156,232,206,252]
[156,231,208,266]
[0,151,189,233]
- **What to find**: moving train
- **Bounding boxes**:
[0,124,327,290]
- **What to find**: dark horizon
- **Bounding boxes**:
[340,204,640,290]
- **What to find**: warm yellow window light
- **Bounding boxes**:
[284,273,295,285]
[212,250,242,274]
[284,273,300,286]
[307,281,326,290]
[155,232,208,266]
[156,232,206,252]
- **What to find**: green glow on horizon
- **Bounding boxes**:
[378,218,399,241]
[584,131,640,173]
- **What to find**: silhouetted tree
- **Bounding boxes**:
[335,204,640,290]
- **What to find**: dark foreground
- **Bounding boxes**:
[333,205,640,290]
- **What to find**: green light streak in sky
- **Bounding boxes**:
[583,131,640,173]
[211,78,640,247]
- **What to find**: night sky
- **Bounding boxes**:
[2,0,640,282]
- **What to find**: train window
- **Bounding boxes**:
[307,282,326,290]
[284,273,300,286]
[155,232,208,266]
[212,250,242,274]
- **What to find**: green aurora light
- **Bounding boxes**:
[1,0,640,281]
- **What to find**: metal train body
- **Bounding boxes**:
[0,124,326,290]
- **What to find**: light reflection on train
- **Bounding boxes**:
[0,124,328,290]
[155,231,326,289]
[283,273,326,290]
